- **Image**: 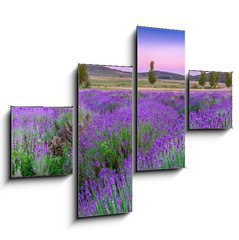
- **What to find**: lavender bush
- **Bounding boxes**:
[11,107,73,177]
[189,91,232,129]
[137,91,185,171]
[78,90,132,218]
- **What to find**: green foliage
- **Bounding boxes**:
[103,102,120,114]
[215,72,220,88]
[83,179,131,216]
[78,64,91,88]
[21,154,35,176]
[199,71,206,88]
[225,72,232,88]
[11,150,35,177]
[148,61,157,85]
[209,71,216,88]
[55,112,72,128]
[189,102,201,112]
[162,149,185,169]
[11,150,72,177]
[79,108,92,126]
[178,107,185,115]
[210,96,217,106]
[148,71,156,85]
[84,79,91,88]
[137,123,157,151]
[45,156,63,175]
[78,127,132,186]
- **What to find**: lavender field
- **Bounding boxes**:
[11,107,73,178]
[137,91,185,171]
[189,91,232,129]
[78,89,132,217]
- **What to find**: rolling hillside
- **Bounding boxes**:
[83,64,185,80]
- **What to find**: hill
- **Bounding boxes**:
[138,70,185,80]
[86,64,132,78]
[82,64,185,80]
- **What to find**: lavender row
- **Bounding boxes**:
[137,91,185,171]
[78,90,132,217]
[11,107,73,177]
[189,91,232,129]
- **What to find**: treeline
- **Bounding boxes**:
[78,64,91,88]
[198,71,232,89]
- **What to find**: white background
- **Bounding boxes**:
[0,0,238,239]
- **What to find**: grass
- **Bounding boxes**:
[78,126,132,187]
[87,77,184,90]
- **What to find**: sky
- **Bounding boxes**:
[190,70,201,76]
[137,26,185,74]
[189,70,230,76]
[108,66,132,72]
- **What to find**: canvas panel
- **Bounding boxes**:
[137,26,185,171]
[189,70,232,129]
[77,64,132,218]
[11,106,73,178]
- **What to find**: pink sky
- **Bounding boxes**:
[189,70,201,76]
[138,45,185,73]
[108,66,132,72]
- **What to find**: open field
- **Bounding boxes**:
[138,78,184,89]
[89,76,184,90]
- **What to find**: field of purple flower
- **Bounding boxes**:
[189,91,232,129]
[11,107,73,177]
[78,90,132,218]
[137,91,185,171]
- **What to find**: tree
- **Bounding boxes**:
[215,72,220,88]
[198,71,206,89]
[225,72,232,88]
[78,64,91,88]
[209,71,216,88]
[148,61,156,85]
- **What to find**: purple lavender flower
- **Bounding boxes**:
[137,91,185,171]
[189,91,232,129]
[78,90,132,217]
[11,107,73,177]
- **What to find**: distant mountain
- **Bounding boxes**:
[84,64,185,80]
[86,64,132,78]
[138,70,185,80]
[190,72,229,83]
